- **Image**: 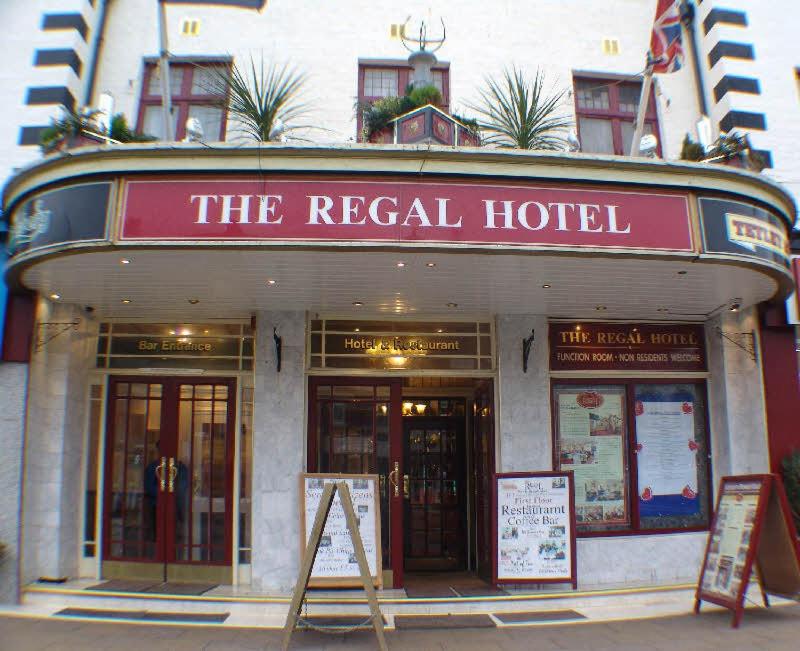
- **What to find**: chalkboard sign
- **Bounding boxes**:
[695,473,800,627]
[299,473,382,588]
[493,471,577,587]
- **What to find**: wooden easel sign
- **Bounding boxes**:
[299,473,382,588]
[695,473,800,628]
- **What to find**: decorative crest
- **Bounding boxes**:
[400,15,446,53]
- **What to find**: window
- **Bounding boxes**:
[137,61,229,141]
[553,380,711,535]
[357,61,450,140]
[573,76,660,155]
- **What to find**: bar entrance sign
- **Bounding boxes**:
[493,471,578,588]
[695,474,800,628]
[283,480,387,651]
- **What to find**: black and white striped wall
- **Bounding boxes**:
[695,1,772,167]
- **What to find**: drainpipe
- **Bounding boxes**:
[680,1,709,116]
[83,0,111,107]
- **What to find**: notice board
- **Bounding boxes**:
[493,471,577,588]
[695,473,800,627]
[299,473,382,588]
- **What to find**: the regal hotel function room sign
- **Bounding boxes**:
[1,143,796,595]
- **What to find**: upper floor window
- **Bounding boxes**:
[357,60,450,140]
[137,61,229,141]
[573,76,660,156]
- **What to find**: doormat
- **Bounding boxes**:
[87,580,217,596]
[144,582,217,596]
[494,610,586,624]
[394,614,495,629]
[55,608,229,623]
[87,580,161,592]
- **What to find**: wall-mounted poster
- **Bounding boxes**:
[493,471,577,587]
[695,474,800,628]
[554,385,629,531]
[299,473,382,588]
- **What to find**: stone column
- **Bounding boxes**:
[20,300,94,584]
[0,361,27,603]
[250,311,305,592]
[496,315,551,472]
[706,306,770,483]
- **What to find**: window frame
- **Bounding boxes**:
[551,377,713,538]
[137,60,231,141]
[573,75,661,156]
[357,59,450,141]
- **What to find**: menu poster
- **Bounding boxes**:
[493,471,577,587]
[636,398,700,517]
[300,473,382,588]
[557,388,628,529]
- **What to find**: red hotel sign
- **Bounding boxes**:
[119,177,694,251]
[550,322,707,372]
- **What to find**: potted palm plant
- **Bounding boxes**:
[470,67,572,150]
[200,57,308,142]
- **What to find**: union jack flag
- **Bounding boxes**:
[649,0,684,73]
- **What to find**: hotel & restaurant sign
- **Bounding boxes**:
[549,322,706,372]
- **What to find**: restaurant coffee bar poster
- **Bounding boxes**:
[299,473,382,588]
[493,471,577,587]
[695,474,800,628]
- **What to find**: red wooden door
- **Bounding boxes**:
[308,377,404,587]
[103,376,236,581]
[473,380,495,579]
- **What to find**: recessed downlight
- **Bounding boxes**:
[677,270,687,275]
[396,261,406,268]
[120,258,131,265]
[657,307,669,313]
[188,298,199,304]
[595,305,607,311]
[446,302,458,308]
[542,284,551,289]
[425,262,436,268]
[49,293,61,300]
[267,279,276,285]
[352,301,364,307]
[121,298,131,304]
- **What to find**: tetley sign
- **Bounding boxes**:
[119,177,694,252]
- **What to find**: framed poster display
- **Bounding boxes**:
[695,474,800,628]
[492,471,577,588]
[299,473,382,588]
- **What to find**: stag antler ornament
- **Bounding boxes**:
[400,16,446,53]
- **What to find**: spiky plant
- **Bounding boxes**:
[39,106,101,153]
[471,67,572,150]
[201,57,308,142]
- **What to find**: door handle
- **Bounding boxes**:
[168,457,178,493]
[403,474,409,499]
[388,461,400,497]
[155,456,167,491]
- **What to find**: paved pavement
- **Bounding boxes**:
[1,604,799,651]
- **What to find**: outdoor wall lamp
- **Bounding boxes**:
[522,329,535,373]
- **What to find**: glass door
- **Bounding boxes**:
[308,378,403,587]
[102,377,235,584]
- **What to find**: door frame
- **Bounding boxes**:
[307,376,404,588]
[101,375,237,581]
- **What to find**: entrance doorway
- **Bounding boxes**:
[307,377,494,588]
[102,376,236,583]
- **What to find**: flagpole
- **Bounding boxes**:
[157,0,174,141]
[629,61,653,156]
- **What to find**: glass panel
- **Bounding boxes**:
[332,385,374,398]
[620,121,655,154]
[195,385,214,400]
[316,385,331,398]
[83,395,102,556]
[116,383,129,397]
[188,104,224,141]
[147,65,185,96]
[576,79,610,110]
[214,385,228,399]
[431,69,444,94]
[141,104,181,140]
[363,68,398,97]
[239,380,252,561]
[618,84,641,114]
[191,65,227,94]
[634,383,710,531]
[578,117,614,154]
[149,384,162,398]
[553,384,630,533]
[175,399,193,552]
